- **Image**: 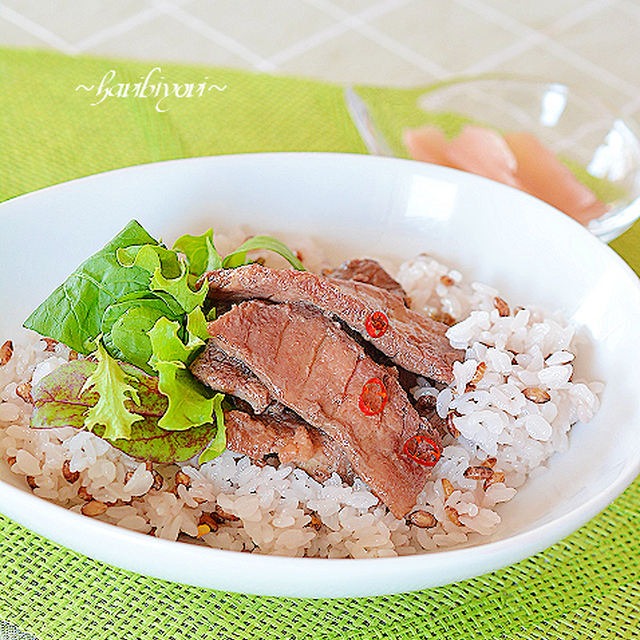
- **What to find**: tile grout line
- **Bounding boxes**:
[621,95,640,119]
[451,0,640,100]
[299,0,450,79]
[147,0,277,71]
[73,7,162,52]
[72,0,197,51]
[0,0,636,105]
[265,21,352,69]
[462,0,614,79]
[544,0,617,36]
[461,32,547,76]
[449,0,545,40]
[543,38,640,100]
[348,0,417,22]
[0,2,77,54]
[266,0,416,68]
[349,19,450,79]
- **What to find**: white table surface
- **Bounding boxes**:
[0,0,638,121]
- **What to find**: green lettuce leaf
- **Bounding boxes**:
[148,317,216,431]
[23,220,159,354]
[118,243,208,313]
[173,228,306,273]
[198,393,226,463]
[148,315,204,363]
[101,294,183,374]
[185,307,210,342]
[222,235,306,270]
[152,363,218,432]
[31,359,221,463]
[173,229,223,276]
[80,340,143,440]
[23,219,304,463]
[116,243,182,279]
[150,263,208,313]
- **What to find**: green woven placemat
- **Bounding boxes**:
[0,47,639,640]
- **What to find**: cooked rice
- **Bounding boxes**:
[0,248,603,558]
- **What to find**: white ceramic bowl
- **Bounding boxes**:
[1,153,640,598]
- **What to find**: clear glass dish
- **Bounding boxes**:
[346,76,640,242]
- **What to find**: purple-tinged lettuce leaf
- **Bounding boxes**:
[92,418,219,464]
[31,359,221,463]
[80,340,143,440]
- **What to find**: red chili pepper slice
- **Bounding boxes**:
[359,378,388,415]
[403,435,441,467]
[365,310,389,338]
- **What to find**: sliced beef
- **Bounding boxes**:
[191,342,271,414]
[206,299,440,517]
[202,263,463,384]
[225,405,354,484]
[191,341,355,483]
[323,258,408,304]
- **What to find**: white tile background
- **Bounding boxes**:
[0,0,639,119]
